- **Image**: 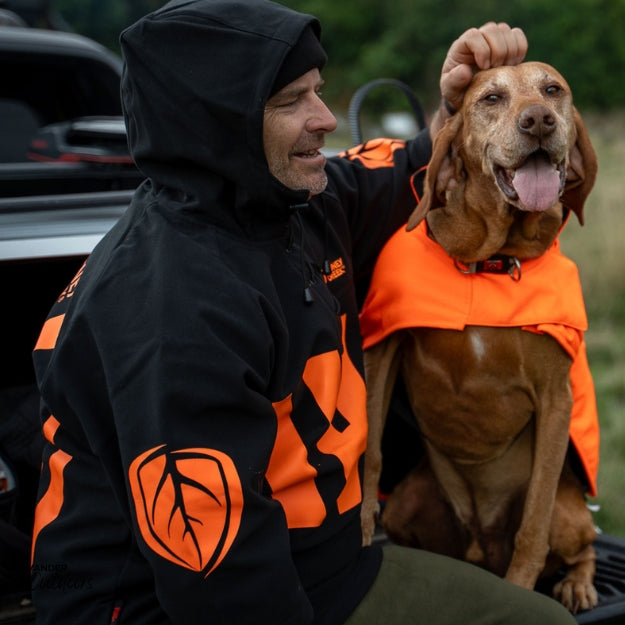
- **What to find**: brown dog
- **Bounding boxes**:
[360,62,599,613]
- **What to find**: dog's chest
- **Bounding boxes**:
[400,325,560,463]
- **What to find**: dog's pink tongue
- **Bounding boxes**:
[512,156,561,212]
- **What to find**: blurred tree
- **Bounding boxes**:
[44,0,625,112]
[51,0,164,50]
[284,0,625,112]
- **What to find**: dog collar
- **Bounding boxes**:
[454,254,522,281]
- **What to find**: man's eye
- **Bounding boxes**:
[278,95,301,108]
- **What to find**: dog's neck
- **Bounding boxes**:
[425,200,566,265]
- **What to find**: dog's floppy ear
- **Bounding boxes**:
[406,114,464,231]
[561,108,598,226]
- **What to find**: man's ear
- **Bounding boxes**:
[407,114,464,231]
[560,107,598,226]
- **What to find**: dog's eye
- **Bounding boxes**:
[482,93,501,105]
[545,84,562,96]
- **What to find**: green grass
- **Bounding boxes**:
[559,111,625,537]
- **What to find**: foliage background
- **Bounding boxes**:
[11,0,624,535]
[38,0,625,114]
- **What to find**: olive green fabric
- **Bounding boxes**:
[343,545,576,625]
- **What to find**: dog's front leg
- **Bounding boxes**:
[361,334,403,546]
[505,372,573,589]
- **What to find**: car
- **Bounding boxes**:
[0,24,143,195]
[0,23,123,150]
[0,23,139,624]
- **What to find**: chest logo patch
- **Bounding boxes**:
[323,256,346,283]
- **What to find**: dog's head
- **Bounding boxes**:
[407,62,598,262]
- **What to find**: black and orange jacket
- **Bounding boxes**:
[30,2,431,625]
[360,220,600,495]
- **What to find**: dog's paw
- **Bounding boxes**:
[553,577,599,614]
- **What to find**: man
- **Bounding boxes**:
[30,1,576,624]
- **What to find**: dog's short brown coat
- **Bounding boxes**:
[361,62,599,613]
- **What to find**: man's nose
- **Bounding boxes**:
[308,98,338,133]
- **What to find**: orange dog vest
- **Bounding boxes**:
[360,221,599,496]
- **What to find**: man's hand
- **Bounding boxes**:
[430,22,527,137]
[441,22,527,109]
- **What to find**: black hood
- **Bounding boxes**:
[120,0,322,229]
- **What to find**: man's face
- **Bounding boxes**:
[263,68,337,197]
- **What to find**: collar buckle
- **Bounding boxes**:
[454,254,522,281]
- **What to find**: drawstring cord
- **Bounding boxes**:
[322,204,331,277]
[290,202,332,304]
[291,204,315,303]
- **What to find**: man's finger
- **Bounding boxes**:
[480,22,528,67]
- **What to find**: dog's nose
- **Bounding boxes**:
[518,105,556,138]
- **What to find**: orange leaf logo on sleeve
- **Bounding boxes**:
[129,445,243,576]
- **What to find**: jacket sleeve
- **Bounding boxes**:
[113,271,312,625]
[32,248,315,625]
[324,128,432,292]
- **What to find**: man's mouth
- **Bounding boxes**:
[293,148,323,159]
[495,150,566,212]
